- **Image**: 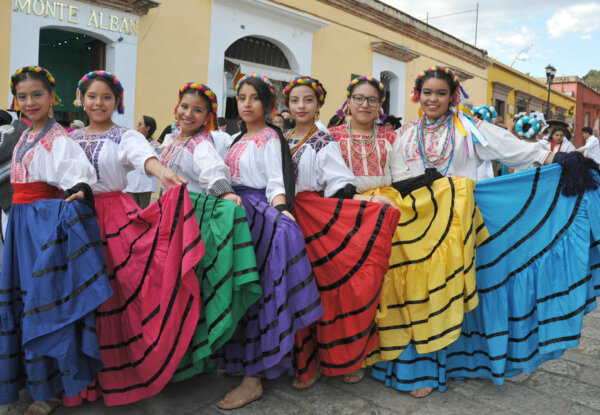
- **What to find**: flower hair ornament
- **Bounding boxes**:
[336,75,387,120]
[410,66,469,107]
[235,73,278,117]
[282,76,327,106]
[75,70,125,114]
[472,105,498,123]
[175,82,218,131]
[10,66,61,111]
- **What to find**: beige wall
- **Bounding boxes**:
[133,0,488,131]
[279,0,488,123]
[134,0,212,134]
[1,0,12,109]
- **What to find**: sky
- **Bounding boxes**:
[381,0,600,79]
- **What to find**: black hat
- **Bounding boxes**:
[546,119,572,140]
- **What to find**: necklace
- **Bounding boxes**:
[348,120,378,159]
[15,117,56,164]
[416,112,455,176]
[285,124,319,156]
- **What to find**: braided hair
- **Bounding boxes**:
[10,66,61,111]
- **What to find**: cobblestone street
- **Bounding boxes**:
[3,300,597,415]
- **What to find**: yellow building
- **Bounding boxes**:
[487,58,576,126]
[3,0,490,132]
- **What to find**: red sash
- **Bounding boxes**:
[12,182,62,204]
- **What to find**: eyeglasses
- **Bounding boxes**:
[349,94,381,106]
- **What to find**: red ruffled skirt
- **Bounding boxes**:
[293,192,400,380]
[63,185,204,406]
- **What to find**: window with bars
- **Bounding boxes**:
[225,36,290,69]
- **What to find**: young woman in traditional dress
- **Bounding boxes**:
[281,76,399,388]
[158,82,262,381]
[63,71,205,407]
[1,66,112,415]
[329,76,488,399]
[372,66,600,399]
[216,74,323,410]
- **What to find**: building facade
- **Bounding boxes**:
[3,0,489,133]
[552,77,600,146]
[487,58,576,134]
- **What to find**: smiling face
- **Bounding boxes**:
[176,92,210,137]
[82,79,117,126]
[15,78,54,128]
[419,77,452,122]
[288,85,319,126]
[347,82,381,127]
[237,83,265,125]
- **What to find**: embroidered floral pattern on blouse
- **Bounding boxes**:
[71,125,128,180]
[225,127,278,179]
[330,125,394,177]
[11,123,66,183]
[159,128,214,170]
[291,130,334,180]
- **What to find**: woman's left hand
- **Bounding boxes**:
[161,169,188,189]
[221,193,242,207]
[65,190,85,203]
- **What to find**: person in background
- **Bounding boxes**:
[383,115,402,131]
[0,109,27,267]
[271,113,284,131]
[124,115,160,208]
[70,119,84,130]
[280,108,291,120]
[217,116,228,132]
[546,126,575,154]
[578,126,600,164]
[212,117,233,159]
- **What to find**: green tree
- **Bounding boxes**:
[583,70,600,89]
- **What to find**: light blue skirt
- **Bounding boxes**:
[373,165,600,391]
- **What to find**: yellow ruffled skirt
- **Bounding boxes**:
[363,177,489,365]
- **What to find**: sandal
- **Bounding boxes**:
[409,387,433,398]
[217,387,263,410]
[24,396,62,415]
[343,368,365,384]
[292,371,323,390]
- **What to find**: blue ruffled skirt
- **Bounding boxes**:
[0,199,112,404]
[373,164,600,391]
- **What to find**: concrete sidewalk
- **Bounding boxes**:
[6,300,600,414]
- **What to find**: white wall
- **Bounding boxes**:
[209,0,328,116]
[10,0,139,127]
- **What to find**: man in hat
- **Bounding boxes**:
[578,127,600,164]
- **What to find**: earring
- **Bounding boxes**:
[49,107,54,118]
[315,110,320,121]
[343,106,350,116]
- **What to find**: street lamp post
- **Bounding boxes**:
[545,64,556,119]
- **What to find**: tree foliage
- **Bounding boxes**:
[583,70,600,89]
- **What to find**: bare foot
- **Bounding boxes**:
[217,376,263,410]
[409,387,433,398]
[343,368,365,384]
